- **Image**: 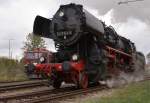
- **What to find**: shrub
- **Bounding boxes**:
[0,57,28,82]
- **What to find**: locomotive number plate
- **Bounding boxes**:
[57,31,72,37]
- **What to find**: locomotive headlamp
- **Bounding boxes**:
[59,11,64,17]
[33,63,37,66]
[40,57,45,63]
[72,54,78,61]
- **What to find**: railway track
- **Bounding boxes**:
[24,86,107,103]
[0,86,77,102]
[0,76,150,103]
[0,85,106,103]
[27,76,150,103]
[0,80,48,92]
[23,86,107,103]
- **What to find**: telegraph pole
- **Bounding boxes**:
[8,39,14,59]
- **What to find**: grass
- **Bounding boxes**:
[85,80,150,103]
[0,57,28,82]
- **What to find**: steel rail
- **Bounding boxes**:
[23,86,107,103]
[0,80,48,91]
[0,86,76,102]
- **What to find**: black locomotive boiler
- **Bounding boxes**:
[33,3,145,88]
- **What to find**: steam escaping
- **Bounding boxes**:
[106,71,145,88]
[106,52,145,88]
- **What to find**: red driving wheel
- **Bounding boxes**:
[79,72,88,89]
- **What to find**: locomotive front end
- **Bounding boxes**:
[51,4,84,45]
[33,4,90,88]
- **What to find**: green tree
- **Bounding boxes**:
[23,33,46,51]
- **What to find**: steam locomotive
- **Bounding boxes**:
[33,3,145,88]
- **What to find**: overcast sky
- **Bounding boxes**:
[0,0,150,59]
